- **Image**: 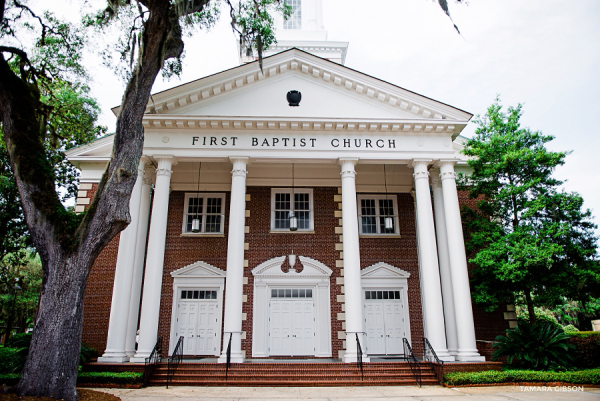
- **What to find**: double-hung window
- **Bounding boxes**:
[357,194,399,235]
[283,0,301,30]
[271,188,314,231]
[182,193,226,234]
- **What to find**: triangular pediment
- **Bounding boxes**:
[129,49,471,123]
[252,255,332,277]
[171,260,226,277]
[64,134,114,161]
[361,262,410,278]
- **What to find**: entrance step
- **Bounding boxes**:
[148,362,439,386]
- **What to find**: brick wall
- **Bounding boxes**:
[80,184,507,357]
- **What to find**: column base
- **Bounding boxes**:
[217,354,244,364]
[438,355,456,362]
[97,356,130,363]
[455,351,485,362]
[343,353,370,363]
[129,351,151,363]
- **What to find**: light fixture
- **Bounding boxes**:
[191,162,201,233]
[384,164,394,233]
[289,163,298,231]
[288,250,297,273]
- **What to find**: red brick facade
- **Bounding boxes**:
[80,185,508,357]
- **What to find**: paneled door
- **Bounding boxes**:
[364,290,407,355]
[175,289,221,356]
[268,288,315,356]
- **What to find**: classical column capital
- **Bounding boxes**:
[408,158,433,169]
[436,160,458,181]
[153,155,176,178]
[338,158,358,178]
[430,168,442,188]
[229,157,249,178]
[142,168,154,186]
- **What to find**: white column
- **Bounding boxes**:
[409,159,452,361]
[339,158,369,363]
[124,165,153,357]
[438,160,484,361]
[130,156,176,362]
[430,169,459,357]
[218,157,249,364]
[98,158,146,363]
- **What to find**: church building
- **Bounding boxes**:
[67,0,510,365]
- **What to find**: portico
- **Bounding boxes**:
[70,47,488,365]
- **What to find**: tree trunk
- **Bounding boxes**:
[0,2,187,399]
[525,290,536,324]
[17,254,90,400]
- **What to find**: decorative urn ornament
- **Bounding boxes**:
[287,90,302,106]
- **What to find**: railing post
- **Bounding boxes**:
[166,336,183,388]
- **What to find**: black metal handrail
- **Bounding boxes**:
[403,338,421,387]
[223,331,243,381]
[166,336,184,388]
[423,337,444,384]
[143,336,162,387]
[346,331,366,381]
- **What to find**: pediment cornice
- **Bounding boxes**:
[122,49,471,123]
[171,260,226,277]
[141,115,460,135]
[361,262,411,278]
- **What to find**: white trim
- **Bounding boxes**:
[357,194,400,235]
[270,188,314,232]
[182,193,226,235]
[168,261,226,355]
[361,262,412,348]
[251,255,332,357]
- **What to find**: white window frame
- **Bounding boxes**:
[283,0,301,30]
[357,194,400,236]
[270,188,314,232]
[182,193,226,235]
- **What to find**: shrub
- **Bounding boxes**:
[444,369,600,386]
[77,371,143,385]
[568,332,600,369]
[492,321,575,370]
[4,333,32,348]
[80,344,98,364]
[0,373,21,386]
[562,325,579,333]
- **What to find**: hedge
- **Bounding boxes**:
[568,333,600,369]
[77,372,143,385]
[444,369,600,386]
[0,372,143,387]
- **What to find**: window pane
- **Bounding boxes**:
[296,211,310,229]
[285,289,292,298]
[379,199,395,233]
[206,197,222,214]
[205,215,221,233]
[278,289,285,298]
[383,291,389,299]
[275,193,290,210]
[365,291,371,300]
[306,289,312,298]
[377,291,383,300]
[274,211,290,229]
[299,289,305,298]
[272,289,277,297]
[294,193,309,211]
[361,199,376,216]
[361,216,377,234]
[292,289,298,298]
[199,291,205,299]
[193,291,199,299]
[394,291,400,299]
[181,291,187,299]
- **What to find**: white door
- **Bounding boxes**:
[176,289,221,356]
[364,290,407,355]
[176,301,198,354]
[269,288,315,356]
[195,302,220,354]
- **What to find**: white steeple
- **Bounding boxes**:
[239,0,348,65]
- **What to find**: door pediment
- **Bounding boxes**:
[252,255,332,278]
[171,261,226,278]
[361,262,410,279]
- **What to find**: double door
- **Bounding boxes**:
[269,298,315,356]
[176,290,221,356]
[364,290,406,355]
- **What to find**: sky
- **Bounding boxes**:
[57,0,600,234]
